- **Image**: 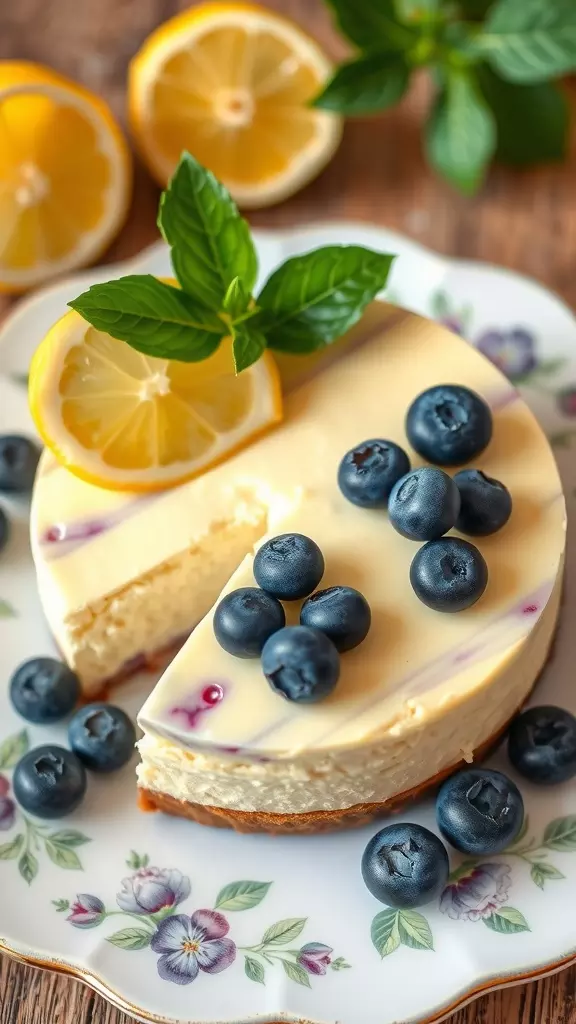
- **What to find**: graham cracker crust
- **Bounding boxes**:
[137,712,515,835]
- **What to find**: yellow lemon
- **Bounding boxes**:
[128,1,342,207]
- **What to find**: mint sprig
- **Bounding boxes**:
[314,0,576,194]
[70,152,395,372]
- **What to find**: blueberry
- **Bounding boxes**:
[410,537,488,612]
[0,507,8,554]
[69,703,136,773]
[300,586,371,652]
[406,385,492,466]
[388,467,460,541]
[13,745,87,819]
[454,469,512,536]
[0,435,41,493]
[214,587,285,657]
[254,533,324,600]
[508,705,576,785]
[261,625,340,703]
[10,657,80,724]
[338,439,410,509]
[361,823,449,909]
[436,768,524,855]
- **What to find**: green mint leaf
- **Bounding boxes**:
[232,324,267,374]
[477,0,576,83]
[325,0,417,50]
[223,276,252,321]
[69,276,227,362]
[158,151,257,307]
[478,67,568,164]
[314,53,410,115]
[425,69,496,193]
[257,245,394,354]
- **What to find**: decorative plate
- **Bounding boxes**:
[1,224,576,1024]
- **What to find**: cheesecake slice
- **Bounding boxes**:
[134,306,565,833]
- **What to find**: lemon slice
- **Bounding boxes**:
[29,310,283,492]
[128,1,342,207]
[0,61,131,292]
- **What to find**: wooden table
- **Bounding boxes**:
[1,2,575,1022]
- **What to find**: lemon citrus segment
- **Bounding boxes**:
[0,61,131,292]
[29,310,283,492]
[128,2,342,207]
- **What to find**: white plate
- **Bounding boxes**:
[1,225,576,1024]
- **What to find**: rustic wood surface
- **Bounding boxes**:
[1,1,576,1022]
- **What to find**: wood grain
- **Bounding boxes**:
[1,1,576,1022]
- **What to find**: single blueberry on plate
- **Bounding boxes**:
[9,657,80,724]
[361,822,449,909]
[0,435,41,493]
[261,625,340,703]
[213,587,285,657]
[69,703,136,773]
[508,705,576,785]
[300,586,371,652]
[436,768,524,855]
[406,385,492,466]
[0,507,8,554]
[454,469,512,536]
[388,467,460,541]
[13,745,87,819]
[338,439,410,509]
[254,533,324,600]
[410,537,488,612]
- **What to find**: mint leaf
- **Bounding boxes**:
[425,70,496,193]
[478,0,576,83]
[158,151,257,307]
[314,53,410,115]
[395,0,440,22]
[223,277,251,321]
[325,0,417,50]
[257,246,394,354]
[70,276,227,362]
[478,67,568,164]
[232,324,267,374]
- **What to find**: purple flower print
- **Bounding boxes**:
[557,387,576,417]
[0,774,9,798]
[0,774,15,831]
[150,909,236,985]
[440,316,466,337]
[475,328,537,381]
[116,866,190,915]
[298,942,333,975]
[440,863,511,922]
[67,894,105,928]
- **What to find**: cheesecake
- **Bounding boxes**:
[31,303,565,833]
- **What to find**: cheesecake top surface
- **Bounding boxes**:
[31,304,565,758]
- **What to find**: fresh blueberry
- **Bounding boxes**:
[508,706,576,785]
[406,385,493,466]
[0,507,8,554]
[436,768,524,855]
[0,435,41,493]
[410,537,488,612]
[13,745,87,819]
[300,586,371,652]
[454,469,512,536]
[361,823,449,909]
[69,703,136,773]
[388,467,460,541]
[9,657,80,724]
[254,533,324,600]
[261,625,340,703]
[213,587,285,657]
[338,439,410,509]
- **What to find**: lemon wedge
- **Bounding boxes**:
[128,1,341,207]
[29,310,283,492]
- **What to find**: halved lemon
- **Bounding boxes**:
[0,61,131,292]
[128,1,342,207]
[29,310,283,492]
